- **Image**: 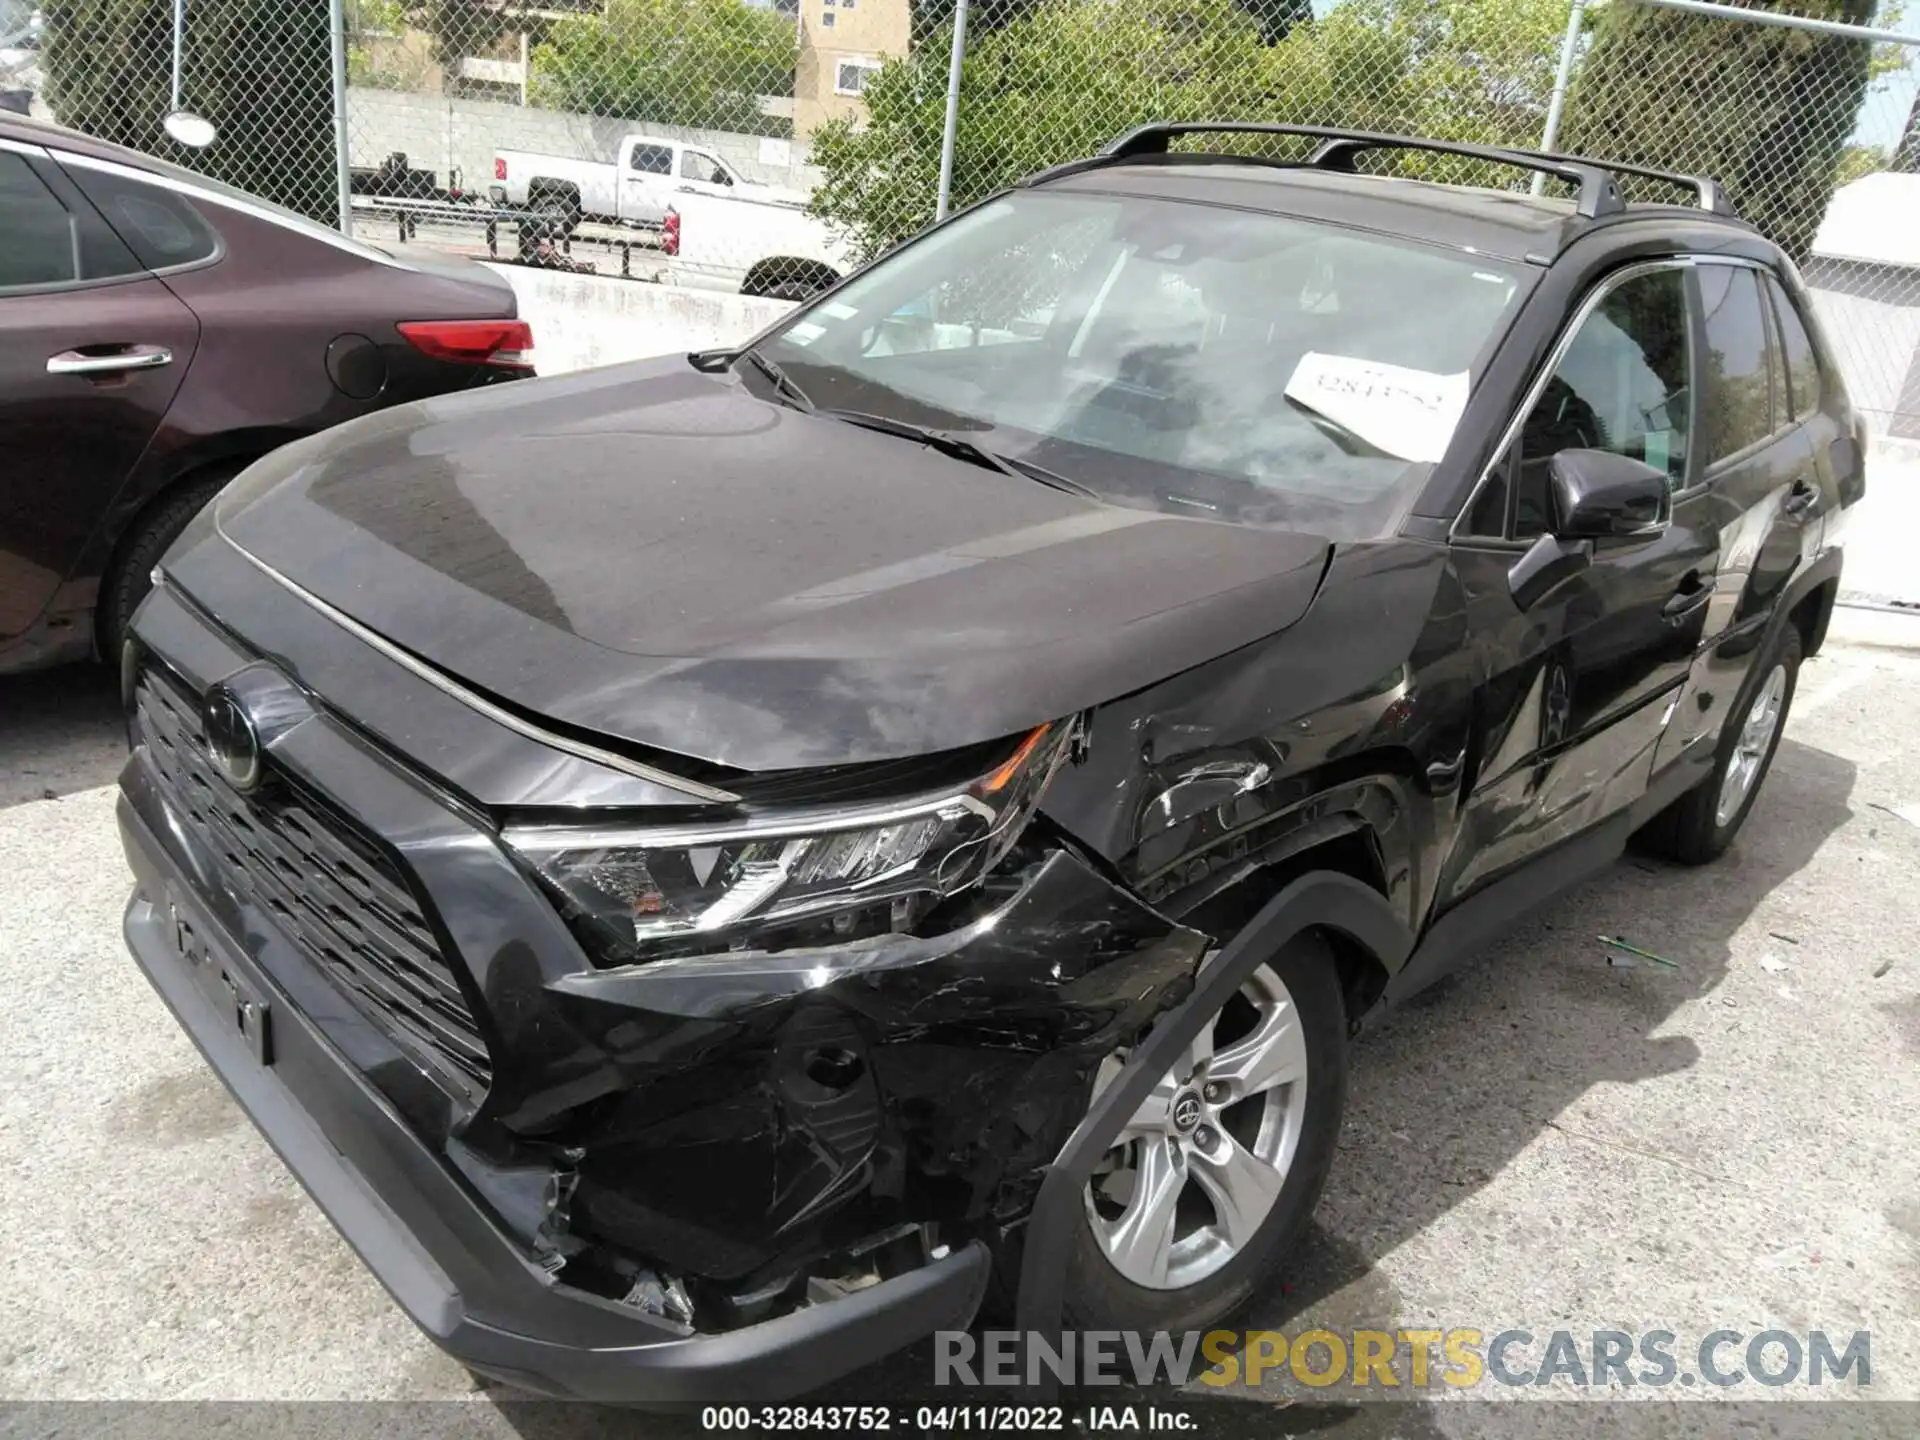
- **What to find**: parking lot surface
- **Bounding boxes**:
[1,619,1917,1424]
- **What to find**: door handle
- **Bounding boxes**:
[46,345,173,377]
[1662,580,1712,624]
[1782,478,1819,518]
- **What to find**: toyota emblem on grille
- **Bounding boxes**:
[202,684,262,793]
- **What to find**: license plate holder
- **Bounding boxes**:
[164,887,273,1066]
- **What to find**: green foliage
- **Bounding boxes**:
[810,0,1574,262]
[346,0,411,88]
[1836,140,1888,185]
[1562,0,1880,263]
[909,0,1311,49]
[40,0,336,222]
[527,0,796,135]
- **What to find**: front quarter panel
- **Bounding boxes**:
[1041,541,1474,943]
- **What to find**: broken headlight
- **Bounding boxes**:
[506,721,1077,968]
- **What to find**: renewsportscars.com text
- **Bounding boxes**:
[934,1328,1872,1390]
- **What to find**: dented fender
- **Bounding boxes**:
[456,845,1207,1308]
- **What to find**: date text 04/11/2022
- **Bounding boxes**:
[697,1406,1197,1431]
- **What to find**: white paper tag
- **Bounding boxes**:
[1282,352,1470,464]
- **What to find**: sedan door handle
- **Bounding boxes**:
[46,345,173,377]
[1782,478,1819,518]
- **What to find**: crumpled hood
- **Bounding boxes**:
[212,356,1332,772]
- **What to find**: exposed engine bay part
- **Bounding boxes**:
[438,838,1208,1333]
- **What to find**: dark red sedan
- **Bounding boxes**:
[0,114,535,674]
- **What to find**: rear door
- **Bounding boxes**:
[1650,261,1818,771]
[1442,262,1720,900]
[0,143,198,647]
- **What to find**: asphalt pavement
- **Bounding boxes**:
[1,616,1916,1430]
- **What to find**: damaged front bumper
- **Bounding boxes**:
[121,802,992,1401]
[115,588,1206,1403]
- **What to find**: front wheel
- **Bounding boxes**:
[1061,931,1348,1334]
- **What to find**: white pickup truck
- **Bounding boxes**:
[659,188,856,299]
[491,132,804,229]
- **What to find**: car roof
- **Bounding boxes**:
[1024,123,1757,267]
[0,110,142,163]
[1034,158,1751,268]
[1,111,413,269]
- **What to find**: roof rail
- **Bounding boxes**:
[1028,121,1740,223]
[1527,147,1738,216]
[1096,122,1626,218]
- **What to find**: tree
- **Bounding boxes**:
[40,0,336,222]
[911,0,1311,49]
[1243,0,1314,45]
[809,0,1570,262]
[1563,0,1880,263]
[424,0,509,70]
[527,0,796,134]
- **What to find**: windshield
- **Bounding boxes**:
[757,190,1527,532]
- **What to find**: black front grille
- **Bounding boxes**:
[136,673,492,1100]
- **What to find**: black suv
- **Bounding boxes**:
[115,124,1861,1402]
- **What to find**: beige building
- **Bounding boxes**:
[793,0,909,139]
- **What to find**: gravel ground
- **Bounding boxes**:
[1,617,1916,1433]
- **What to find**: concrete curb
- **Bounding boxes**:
[1828,601,1920,652]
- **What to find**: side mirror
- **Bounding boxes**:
[1507,449,1668,609]
[1548,447,1668,538]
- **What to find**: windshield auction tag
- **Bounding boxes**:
[1283,352,1470,464]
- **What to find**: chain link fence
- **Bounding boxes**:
[13,0,1920,438]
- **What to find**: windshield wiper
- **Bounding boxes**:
[1282,394,1395,460]
[743,349,814,412]
[823,409,1100,500]
[689,346,815,412]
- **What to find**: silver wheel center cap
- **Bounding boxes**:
[1170,1091,1203,1132]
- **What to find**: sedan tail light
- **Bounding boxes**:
[494,156,508,181]
[398,319,535,371]
[662,207,680,258]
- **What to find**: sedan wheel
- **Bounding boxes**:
[1085,964,1310,1290]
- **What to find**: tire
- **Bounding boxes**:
[1060,930,1348,1334]
[528,184,581,237]
[99,472,232,658]
[1638,625,1802,866]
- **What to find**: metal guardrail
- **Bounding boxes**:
[348,194,668,278]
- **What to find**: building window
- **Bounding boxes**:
[835,57,881,94]
[821,10,834,24]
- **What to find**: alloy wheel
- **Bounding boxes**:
[1715,662,1787,828]
[1084,963,1310,1290]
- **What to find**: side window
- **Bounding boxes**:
[680,150,725,184]
[1512,267,1692,537]
[1766,275,1823,421]
[62,167,220,271]
[1697,264,1774,463]
[630,144,671,176]
[0,152,81,289]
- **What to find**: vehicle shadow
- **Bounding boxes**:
[0,662,126,809]
[481,732,1856,1433]
[1208,732,1859,1399]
